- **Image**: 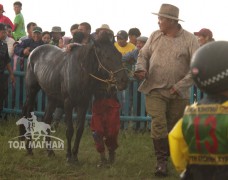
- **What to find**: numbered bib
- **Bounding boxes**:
[182,104,228,165]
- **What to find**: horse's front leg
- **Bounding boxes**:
[43,97,56,157]
[72,105,87,162]
[64,98,74,163]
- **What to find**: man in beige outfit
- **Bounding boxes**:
[134,4,199,177]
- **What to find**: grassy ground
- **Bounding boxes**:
[0,116,179,180]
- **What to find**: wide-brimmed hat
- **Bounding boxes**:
[96,24,113,34]
[152,4,184,22]
[0,4,5,12]
[51,26,65,36]
[194,28,213,38]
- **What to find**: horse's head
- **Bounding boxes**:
[92,33,129,91]
[16,117,27,126]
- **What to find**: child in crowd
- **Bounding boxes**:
[12,1,26,41]
[91,25,121,167]
[169,41,228,180]
[41,31,51,44]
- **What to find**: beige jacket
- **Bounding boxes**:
[135,27,199,99]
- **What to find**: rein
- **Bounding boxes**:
[89,47,127,85]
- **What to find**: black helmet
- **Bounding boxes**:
[190,41,228,94]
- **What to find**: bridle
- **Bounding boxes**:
[89,47,127,86]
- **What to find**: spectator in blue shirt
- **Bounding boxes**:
[14,26,43,58]
[122,36,148,71]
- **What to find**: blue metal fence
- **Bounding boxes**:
[3,56,202,129]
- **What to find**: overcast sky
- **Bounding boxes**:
[2,0,228,40]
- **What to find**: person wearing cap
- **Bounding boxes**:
[169,41,228,180]
[192,28,214,102]
[14,26,43,58]
[12,1,26,41]
[18,22,37,42]
[0,23,15,120]
[89,24,121,168]
[122,36,148,129]
[114,30,135,57]
[194,28,215,46]
[0,4,14,31]
[134,4,199,177]
[128,27,141,46]
[122,36,148,66]
[114,30,135,127]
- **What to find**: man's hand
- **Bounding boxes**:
[23,47,30,56]
[134,70,147,81]
[65,43,74,52]
[170,87,180,95]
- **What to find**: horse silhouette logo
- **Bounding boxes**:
[16,112,55,141]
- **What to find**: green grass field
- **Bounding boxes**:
[0,116,179,180]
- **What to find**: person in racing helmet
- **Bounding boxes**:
[169,41,228,180]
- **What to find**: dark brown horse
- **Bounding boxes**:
[22,33,129,162]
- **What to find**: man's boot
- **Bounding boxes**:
[152,138,169,177]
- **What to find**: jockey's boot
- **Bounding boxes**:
[108,150,116,164]
[153,138,169,177]
[97,152,107,168]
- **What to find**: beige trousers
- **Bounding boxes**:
[145,90,189,139]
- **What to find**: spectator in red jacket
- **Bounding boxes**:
[0,4,14,31]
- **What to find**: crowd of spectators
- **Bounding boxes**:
[2,2,222,179]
